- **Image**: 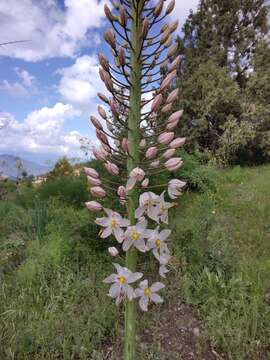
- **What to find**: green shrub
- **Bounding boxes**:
[38,175,88,207]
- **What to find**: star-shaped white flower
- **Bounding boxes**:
[123,219,148,252]
[95,208,130,242]
[147,227,171,262]
[103,263,143,304]
[134,280,165,311]
[135,192,160,222]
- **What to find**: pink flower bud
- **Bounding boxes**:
[169,137,186,149]
[97,92,109,104]
[84,167,99,179]
[96,130,109,145]
[168,44,178,58]
[166,0,175,14]
[163,148,176,159]
[104,4,115,22]
[98,53,109,71]
[93,147,108,161]
[109,99,119,117]
[141,178,149,188]
[104,28,116,48]
[117,186,126,198]
[118,46,126,66]
[167,110,184,123]
[87,176,102,186]
[154,0,164,17]
[130,167,145,181]
[166,88,179,104]
[146,146,158,159]
[165,158,183,171]
[158,132,175,145]
[90,116,103,131]
[121,138,130,153]
[170,20,179,33]
[151,94,163,112]
[85,201,103,212]
[102,143,111,154]
[108,247,119,257]
[91,186,107,198]
[139,139,146,149]
[166,118,180,130]
[168,56,181,73]
[150,160,160,168]
[142,18,149,38]
[162,103,173,113]
[160,70,177,92]
[105,161,119,176]
[119,5,127,26]
[98,106,107,120]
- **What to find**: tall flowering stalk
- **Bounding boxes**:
[85,1,186,358]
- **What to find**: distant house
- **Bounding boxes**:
[32,176,47,187]
[0,174,9,182]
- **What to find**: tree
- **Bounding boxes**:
[47,157,73,180]
[179,0,268,88]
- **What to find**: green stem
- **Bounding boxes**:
[124,2,143,360]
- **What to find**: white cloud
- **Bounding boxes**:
[15,68,35,87]
[0,103,85,156]
[0,0,108,61]
[57,55,106,110]
[0,80,30,97]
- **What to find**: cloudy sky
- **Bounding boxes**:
[0,0,199,165]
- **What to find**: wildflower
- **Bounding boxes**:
[105,161,120,176]
[103,263,143,304]
[95,208,130,242]
[164,157,183,171]
[134,280,165,311]
[126,167,145,191]
[158,132,175,145]
[168,179,186,199]
[85,201,103,212]
[91,186,107,198]
[123,219,148,252]
[147,227,171,261]
[135,192,160,222]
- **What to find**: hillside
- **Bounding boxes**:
[0,154,50,179]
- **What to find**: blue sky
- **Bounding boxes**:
[0,0,199,165]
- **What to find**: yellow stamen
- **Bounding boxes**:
[111,218,118,229]
[156,239,161,247]
[119,276,126,284]
[144,288,151,296]
[131,231,140,241]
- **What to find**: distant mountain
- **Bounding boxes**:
[0,155,51,179]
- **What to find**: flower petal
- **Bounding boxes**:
[109,283,120,298]
[150,293,163,304]
[122,238,133,252]
[127,272,143,283]
[101,227,112,238]
[103,274,118,283]
[139,296,149,311]
[151,282,165,292]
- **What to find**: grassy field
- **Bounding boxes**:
[0,165,269,359]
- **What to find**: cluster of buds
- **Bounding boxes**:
[85,0,187,312]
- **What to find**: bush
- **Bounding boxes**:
[38,175,88,207]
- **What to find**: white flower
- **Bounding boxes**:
[135,192,160,222]
[134,280,165,311]
[147,227,171,263]
[159,264,170,278]
[157,192,175,224]
[103,263,143,304]
[168,179,186,199]
[123,219,148,252]
[95,208,130,242]
[126,167,145,191]
[108,247,119,257]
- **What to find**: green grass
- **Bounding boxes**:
[0,165,269,359]
[171,165,270,359]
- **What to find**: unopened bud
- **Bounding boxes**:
[167,88,179,104]
[151,94,163,112]
[119,5,127,26]
[85,201,103,212]
[170,20,179,33]
[98,53,109,71]
[97,92,109,104]
[166,0,175,14]
[142,18,149,39]
[98,106,107,120]
[162,103,173,113]
[104,28,116,49]
[91,186,107,198]
[160,70,177,92]
[154,0,164,17]
[169,56,181,73]
[118,47,126,66]
[168,43,178,58]
[104,4,116,22]
[108,247,119,257]
[90,116,103,131]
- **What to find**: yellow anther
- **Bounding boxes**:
[144,288,151,296]
[131,231,140,241]
[111,219,118,229]
[156,239,161,247]
[119,276,126,284]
